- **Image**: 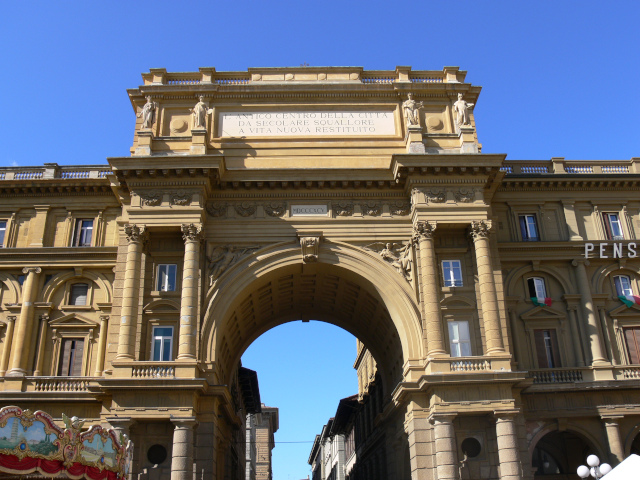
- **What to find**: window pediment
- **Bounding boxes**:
[520,306,565,321]
[440,295,476,309]
[48,313,100,330]
[610,303,640,317]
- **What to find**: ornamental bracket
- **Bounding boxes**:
[297,231,323,263]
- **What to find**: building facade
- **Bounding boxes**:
[0,65,639,480]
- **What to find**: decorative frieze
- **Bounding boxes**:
[390,201,411,216]
[235,202,256,217]
[206,202,227,217]
[170,192,192,206]
[264,203,286,217]
[333,202,354,217]
[140,192,162,206]
[454,188,475,203]
[362,201,381,216]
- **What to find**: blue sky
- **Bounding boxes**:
[2,1,640,478]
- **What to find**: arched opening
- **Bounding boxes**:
[532,430,598,478]
[631,430,640,455]
[201,242,422,480]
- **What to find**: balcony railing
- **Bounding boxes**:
[529,368,585,384]
[502,158,639,176]
[26,376,97,392]
[0,165,111,181]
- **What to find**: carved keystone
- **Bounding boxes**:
[297,232,322,263]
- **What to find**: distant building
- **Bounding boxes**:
[246,404,279,480]
[309,418,346,480]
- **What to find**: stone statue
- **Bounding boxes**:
[190,96,209,129]
[138,96,157,129]
[453,93,474,127]
[402,93,424,127]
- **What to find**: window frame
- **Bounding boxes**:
[156,264,178,292]
[519,214,540,241]
[0,220,6,247]
[527,277,548,300]
[150,325,174,362]
[447,320,472,357]
[72,219,94,247]
[69,283,89,306]
[533,328,562,368]
[63,280,93,310]
[614,275,634,297]
[442,260,463,288]
[603,212,624,240]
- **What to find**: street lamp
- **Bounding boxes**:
[577,454,612,479]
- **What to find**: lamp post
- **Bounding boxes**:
[577,454,612,479]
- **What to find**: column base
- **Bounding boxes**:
[5,368,26,378]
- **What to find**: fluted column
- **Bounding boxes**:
[469,221,505,354]
[178,224,202,360]
[7,267,41,376]
[567,306,586,366]
[171,417,197,480]
[116,224,147,360]
[602,416,624,465]
[33,314,49,376]
[0,316,17,377]
[572,259,608,365]
[94,315,109,376]
[495,412,522,480]
[413,221,446,356]
[431,413,458,480]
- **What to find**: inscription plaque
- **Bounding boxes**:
[219,111,395,137]
[291,205,328,216]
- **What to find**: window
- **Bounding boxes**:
[528,277,547,298]
[69,283,88,305]
[58,338,84,376]
[72,219,93,246]
[624,327,640,364]
[614,275,633,297]
[534,329,561,368]
[156,264,177,292]
[448,321,471,357]
[442,260,463,287]
[0,221,6,247]
[603,213,624,240]
[519,214,539,241]
[151,326,173,361]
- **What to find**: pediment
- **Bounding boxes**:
[610,302,640,317]
[521,306,566,320]
[143,299,180,314]
[48,313,99,329]
[440,295,476,309]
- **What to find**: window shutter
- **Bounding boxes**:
[519,216,528,240]
[70,339,84,376]
[549,330,561,368]
[625,328,640,364]
[58,339,72,375]
[603,214,613,239]
[528,278,537,298]
[534,330,549,368]
[70,284,88,305]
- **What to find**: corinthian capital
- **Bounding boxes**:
[469,220,492,240]
[181,223,203,243]
[124,224,148,243]
[413,221,437,241]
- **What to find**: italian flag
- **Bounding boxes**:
[531,297,552,307]
[618,295,640,308]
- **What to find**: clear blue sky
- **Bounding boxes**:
[2,2,640,479]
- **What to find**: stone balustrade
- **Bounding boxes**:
[0,164,111,181]
[27,376,96,392]
[502,158,640,175]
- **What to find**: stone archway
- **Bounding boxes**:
[201,240,424,391]
[531,429,601,478]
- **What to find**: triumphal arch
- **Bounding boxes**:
[1,65,640,480]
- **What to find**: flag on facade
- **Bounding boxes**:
[531,297,552,307]
[618,295,640,308]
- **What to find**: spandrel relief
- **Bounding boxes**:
[207,245,261,287]
[364,240,413,281]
